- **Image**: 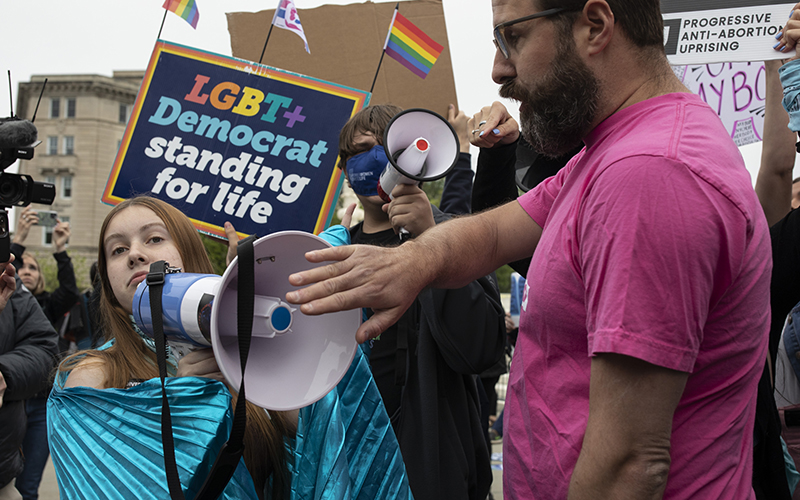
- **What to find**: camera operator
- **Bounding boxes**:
[12,206,79,500]
[0,255,57,500]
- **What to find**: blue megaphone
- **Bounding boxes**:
[133,273,297,348]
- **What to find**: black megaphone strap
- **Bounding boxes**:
[149,234,257,500]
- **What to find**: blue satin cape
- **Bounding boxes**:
[278,225,413,499]
[47,344,258,499]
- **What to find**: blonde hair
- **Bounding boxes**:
[60,196,291,497]
[21,252,45,296]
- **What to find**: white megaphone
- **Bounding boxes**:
[132,230,360,411]
[377,108,460,204]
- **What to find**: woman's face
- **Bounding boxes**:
[18,257,40,293]
[103,205,184,314]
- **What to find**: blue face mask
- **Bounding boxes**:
[345,145,388,197]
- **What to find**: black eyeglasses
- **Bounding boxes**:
[493,7,566,59]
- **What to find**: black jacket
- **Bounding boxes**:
[0,279,58,488]
[353,207,506,500]
[11,243,81,328]
[471,139,581,277]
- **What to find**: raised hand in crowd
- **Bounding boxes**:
[754,58,797,226]
[339,202,356,229]
[52,221,71,254]
[224,221,241,268]
[775,7,800,59]
[223,203,357,267]
[13,206,38,246]
[468,101,520,149]
[447,103,471,154]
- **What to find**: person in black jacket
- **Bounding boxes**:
[468,101,582,277]
[336,104,506,500]
[0,260,58,499]
[11,207,79,500]
[439,104,474,217]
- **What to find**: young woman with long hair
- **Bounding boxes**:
[47,195,413,500]
[52,196,292,499]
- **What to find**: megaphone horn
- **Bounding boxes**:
[377,108,460,203]
[132,231,360,411]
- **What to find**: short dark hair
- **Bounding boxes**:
[338,104,403,170]
[541,0,664,49]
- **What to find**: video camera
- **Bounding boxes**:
[0,116,56,261]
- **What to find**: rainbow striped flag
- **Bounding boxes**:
[383,11,443,79]
[162,0,199,29]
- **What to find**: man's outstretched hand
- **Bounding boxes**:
[285,243,426,343]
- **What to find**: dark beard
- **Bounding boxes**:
[499,36,600,157]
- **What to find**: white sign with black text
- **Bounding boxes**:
[663,1,794,65]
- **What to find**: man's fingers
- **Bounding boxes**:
[294,288,361,316]
[301,245,356,266]
[287,246,357,287]
[287,260,360,306]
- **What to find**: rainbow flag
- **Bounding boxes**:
[162,0,199,29]
[383,11,443,79]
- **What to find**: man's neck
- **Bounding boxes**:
[592,50,689,131]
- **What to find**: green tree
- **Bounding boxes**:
[495,264,512,294]
[38,251,91,293]
[201,235,229,275]
[421,179,445,208]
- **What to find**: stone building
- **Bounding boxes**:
[13,71,142,286]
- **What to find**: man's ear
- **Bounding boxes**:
[577,0,615,56]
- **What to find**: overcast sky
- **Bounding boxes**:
[3,0,794,182]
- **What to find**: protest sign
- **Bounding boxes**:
[103,41,369,238]
[663,1,794,65]
[227,1,457,118]
[673,62,766,146]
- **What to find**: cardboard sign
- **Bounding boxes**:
[674,62,766,146]
[103,41,369,238]
[227,1,457,118]
[663,1,794,65]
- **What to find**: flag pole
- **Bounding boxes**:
[259,23,276,64]
[370,3,399,94]
[157,7,168,40]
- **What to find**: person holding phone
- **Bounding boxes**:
[11,205,79,500]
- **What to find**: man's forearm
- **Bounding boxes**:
[567,354,686,500]
[568,448,671,500]
[407,200,541,290]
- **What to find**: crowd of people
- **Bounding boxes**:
[6,0,800,499]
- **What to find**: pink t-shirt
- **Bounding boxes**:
[506,93,771,499]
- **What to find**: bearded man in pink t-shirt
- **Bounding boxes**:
[285,1,771,498]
